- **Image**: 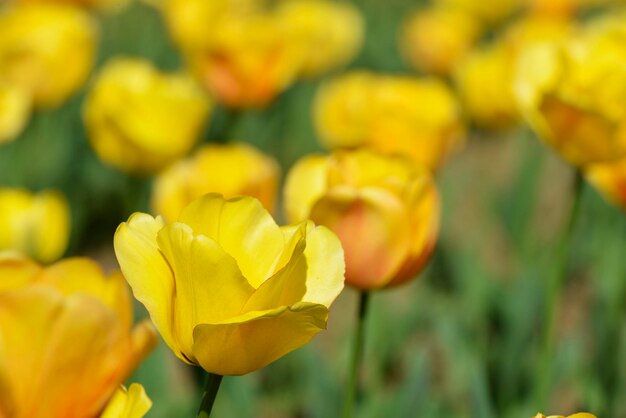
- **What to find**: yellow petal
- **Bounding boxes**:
[283,154,330,223]
[310,186,410,289]
[177,193,286,288]
[101,384,152,418]
[0,251,41,292]
[156,222,255,361]
[192,302,328,376]
[113,213,180,359]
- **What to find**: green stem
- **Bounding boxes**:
[197,372,223,418]
[343,291,370,418]
[534,169,584,407]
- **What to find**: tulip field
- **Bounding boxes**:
[1,0,626,417]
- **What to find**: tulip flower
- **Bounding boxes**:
[533,414,596,418]
[400,6,482,76]
[515,14,626,166]
[114,193,345,376]
[585,157,626,210]
[83,58,212,174]
[0,253,157,418]
[101,384,152,418]
[284,149,440,290]
[276,0,364,78]
[314,71,465,171]
[0,4,97,108]
[0,82,30,144]
[152,142,279,220]
[0,188,70,263]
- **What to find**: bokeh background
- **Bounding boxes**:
[1,0,626,417]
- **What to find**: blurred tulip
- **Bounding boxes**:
[0,188,69,263]
[276,0,364,78]
[83,58,211,174]
[152,142,279,220]
[585,157,626,210]
[0,82,30,144]
[515,14,626,166]
[400,6,482,76]
[284,149,440,290]
[0,4,97,108]
[12,0,130,12]
[101,384,152,418]
[314,71,465,170]
[0,253,157,418]
[533,414,597,418]
[114,193,345,375]
[435,0,520,24]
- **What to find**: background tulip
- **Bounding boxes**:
[83,58,212,174]
[534,414,597,418]
[0,4,97,108]
[101,384,152,418]
[585,158,626,210]
[514,14,626,166]
[284,149,440,289]
[0,254,157,418]
[0,82,30,144]
[12,0,131,12]
[314,71,465,170]
[151,142,279,220]
[114,193,345,376]
[0,188,70,263]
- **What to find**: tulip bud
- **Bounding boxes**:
[400,6,482,76]
[152,142,280,220]
[276,0,364,78]
[0,82,30,144]
[284,149,440,290]
[0,4,97,108]
[314,71,465,170]
[83,58,212,174]
[0,254,157,418]
[0,188,70,263]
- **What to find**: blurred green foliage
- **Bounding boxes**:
[1,0,625,417]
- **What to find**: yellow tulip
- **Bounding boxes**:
[0,4,97,108]
[314,71,465,170]
[101,384,152,418]
[276,0,364,78]
[152,142,279,221]
[533,413,597,418]
[83,58,212,174]
[585,157,626,210]
[114,193,345,376]
[0,253,157,418]
[0,188,70,263]
[435,0,520,24]
[284,149,440,290]
[400,6,482,76]
[0,81,30,144]
[515,13,626,166]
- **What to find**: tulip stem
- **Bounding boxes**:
[197,372,223,418]
[343,291,370,418]
[534,169,584,407]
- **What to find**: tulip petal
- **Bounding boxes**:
[101,384,152,418]
[0,251,41,292]
[114,213,180,358]
[192,302,328,376]
[283,154,330,223]
[177,193,286,288]
[310,186,410,289]
[156,222,255,360]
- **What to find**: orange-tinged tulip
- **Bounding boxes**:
[400,6,482,76]
[314,71,465,170]
[0,82,30,144]
[83,58,212,174]
[515,13,626,166]
[0,253,157,418]
[276,0,364,78]
[284,149,440,290]
[152,142,279,220]
[0,4,97,108]
[114,193,345,376]
[0,188,70,263]
[534,413,597,418]
[585,157,626,210]
[101,384,152,418]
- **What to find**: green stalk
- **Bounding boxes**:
[534,170,584,407]
[197,372,223,418]
[343,291,370,418]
